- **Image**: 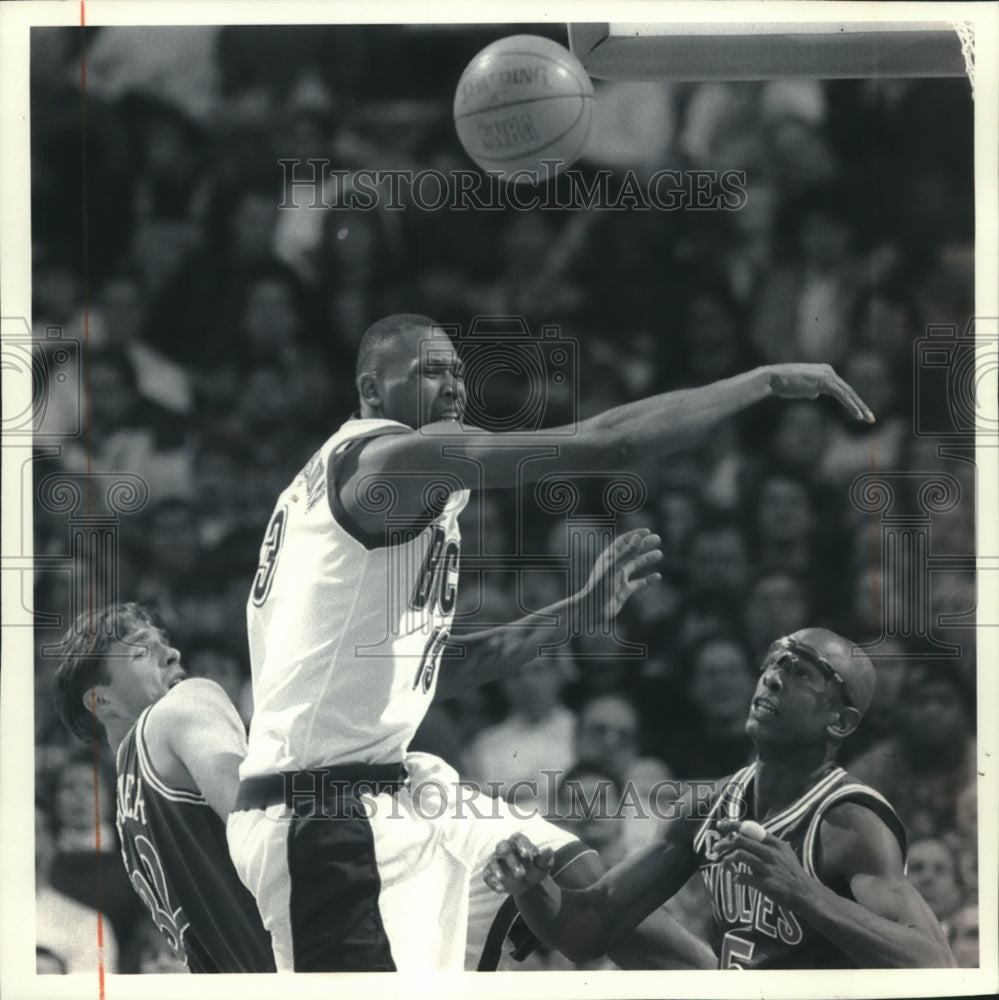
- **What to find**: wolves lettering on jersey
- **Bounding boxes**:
[692,763,906,969]
[243,418,469,776]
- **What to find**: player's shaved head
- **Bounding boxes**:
[787,627,875,715]
[355,313,438,380]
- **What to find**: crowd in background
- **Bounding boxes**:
[29,25,978,971]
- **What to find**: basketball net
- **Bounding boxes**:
[950,20,976,99]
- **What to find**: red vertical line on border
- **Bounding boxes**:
[78,4,106,998]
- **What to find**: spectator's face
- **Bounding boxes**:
[949,906,979,968]
[745,575,808,649]
[230,193,278,261]
[906,839,962,920]
[685,297,738,380]
[96,278,144,344]
[657,491,698,552]
[576,697,639,777]
[903,681,966,749]
[500,658,562,721]
[54,763,108,831]
[557,773,622,854]
[755,478,813,544]
[843,351,895,416]
[690,640,754,721]
[773,403,828,471]
[147,504,200,579]
[243,279,301,358]
[89,360,136,428]
[689,529,748,596]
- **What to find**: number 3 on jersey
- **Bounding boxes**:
[251,506,287,607]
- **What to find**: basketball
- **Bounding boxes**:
[453,35,594,183]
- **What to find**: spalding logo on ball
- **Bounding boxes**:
[453,35,595,184]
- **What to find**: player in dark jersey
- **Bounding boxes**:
[53,603,276,973]
[484,628,956,969]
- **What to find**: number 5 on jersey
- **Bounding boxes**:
[252,507,287,607]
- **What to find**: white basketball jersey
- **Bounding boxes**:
[241,418,469,777]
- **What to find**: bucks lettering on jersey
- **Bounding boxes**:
[116,707,275,972]
[693,763,906,969]
[243,418,469,777]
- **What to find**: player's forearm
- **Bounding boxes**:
[607,908,716,970]
[512,878,611,963]
[578,368,772,440]
[436,598,574,699]
[793,881,956,968]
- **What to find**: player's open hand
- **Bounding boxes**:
[583,527,663,626]
[714,819,814,908]
[767,364,875,423]
[484,833,554,897]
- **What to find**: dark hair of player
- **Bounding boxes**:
[52,602,158,743]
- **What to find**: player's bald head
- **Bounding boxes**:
[786,627,875,715]
[355,313,439,380]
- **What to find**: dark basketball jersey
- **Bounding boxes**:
[115,706,275,972]
[693,763,907,969]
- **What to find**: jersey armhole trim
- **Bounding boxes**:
[802,784,907,882]
[136,706,208,806]
[327,428,435,551]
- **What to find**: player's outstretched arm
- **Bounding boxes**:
[435,527,662,699]
[484,821,700,965]
[715,807,956,968]
[341,363,874,530]
[578,362,874,436]
[144,678,248,821]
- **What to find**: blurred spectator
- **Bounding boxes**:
[849,663,975,840]
[186,636,250,724]
[465,657,576,813]
[83,26,222,124]
[948,905,979,969]
[47,753,142,961]
[89,270,194,415]
[686,521,750,603]
[57,349,194,503]
[35,804,120,974]
[905,837,964,926]
[945,783,978,905]
[742,572,812,663]
[554,761,627,865]
[121,918,190,974]
[749,186,863,367]
[673,635,755,779]
[818,349,910,489]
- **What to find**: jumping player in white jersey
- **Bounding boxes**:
[485,629,956,969]
[228,313,876,972]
